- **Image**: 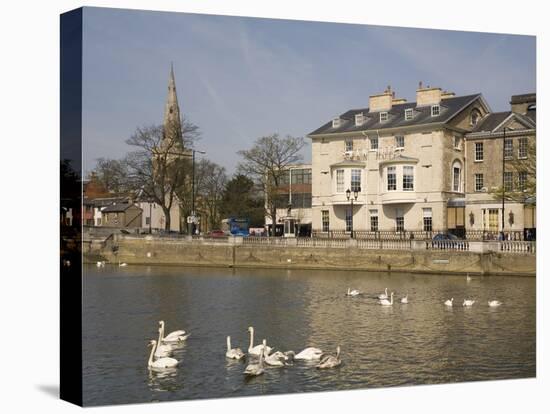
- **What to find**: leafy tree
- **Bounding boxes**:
[237,134,306,233]
[220,174,264,227]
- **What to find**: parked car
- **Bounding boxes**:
[208,229,226,238]
[432,232,467,249]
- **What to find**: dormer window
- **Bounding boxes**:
[380,112,388,122]
[431,104,440,117]
[470,109,481,126]
[332,118,341,128]
[355,113,365,126]
[404,108,413,121]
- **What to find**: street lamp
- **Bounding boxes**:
[346,187,360,238]
[501,127,507,239]
[190,149,206,236]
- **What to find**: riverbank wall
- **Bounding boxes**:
[84,235,536,276]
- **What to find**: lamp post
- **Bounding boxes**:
[501,127,507,238]
[346,187,360,238]
[190,149,206,236]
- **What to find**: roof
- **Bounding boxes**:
[471,112,511,133]
[510,93,536,104]
[330,160,366,168]
[101,203,140,213]
[308,94,483,136]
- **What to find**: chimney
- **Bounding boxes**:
[416,83,442,107]
[369,85,394,112]
[441,90,456,100]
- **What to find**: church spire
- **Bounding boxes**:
[163,63,183,146]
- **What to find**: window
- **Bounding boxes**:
[475,142,484,161]
[370,210,378,232]
[403,166,414,191]
[336,169,344,193]
[470,109,481,126]
[355,113,364,126]
[332,118,341,128]
[345,208,353,232]
[396,209,404,232]
[504,172,513,192]
[405,108,413,120]
[431,104,440,117]
[303,169,312,184]
[504,138,513,159]
[322,210,329,232]
[454,136,461,150]
[370,136,379,150]
[395,135,405,149]
[145,217,151,225]
[380,112,388,122]
[345,139,353,152]
[453,167,461,192]
[96,218,102,226]
[423,208,433,232]
[475,173,484,192]
[387,166,397,191]
[351,169,361,192]
[518,172,528,191]
[518,138,528,158]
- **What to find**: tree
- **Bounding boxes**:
[491,137,536,204]
[93,158,129,194]
[124,120,200,231]
[220,174,265,227]
[237,134,306,233]
[194,159,228,231]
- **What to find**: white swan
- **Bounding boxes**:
[148,340,178,369]
[488,300,502,307]
[346,288,360,297]
[263,339,286,367]
[295,346,323,360]
[154,327,174,358]
[118,261,127,267]
[226,336,245,360]
[317,346,342,369]
[159,320,189,343]
[445,298,454,307]
[378,288,389,300]
[244,346,265,376]
[96,261,105,267]
[401,294,408,304]
[247,326,272,356]
[463,299,475,307]
[379,292,394,306]
[466,273,472,282]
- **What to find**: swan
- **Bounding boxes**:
[159,320,189,343]
[96,261,105,267]
[445,298,454,307]
[244,346,265,376]
[295,346,323,360]
[263,340,286,367]
[466,273,472,282]
[488,300,502,307]
[226,336,245,360]
[317,346,342,369]
[463,299,475,307]
[346,288,360,297]
[247,326,272,357]
[401,294,408,304]
[154,327,175,358]
[378,288,389,300]
[379,292,394,306]
[118,261,127,267]
[148,340,178,369]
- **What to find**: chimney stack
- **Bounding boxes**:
[416,83,442,107]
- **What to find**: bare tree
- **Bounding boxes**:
[93,158,129,194]
[237,133,306,234]
[195,159,228,231]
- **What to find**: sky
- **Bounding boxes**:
[82,7,536,175]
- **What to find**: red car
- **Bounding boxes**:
[208,229,226,238]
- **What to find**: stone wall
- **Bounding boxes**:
[90,236,536,276]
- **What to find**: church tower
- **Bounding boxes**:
[162,63,183,148]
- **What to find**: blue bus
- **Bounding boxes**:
[221,218,250,236]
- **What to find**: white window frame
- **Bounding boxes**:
[518,137,528,159]
[518,172,528,191]
[355,113,364,126]
[422,208,433,232]
[504,138,513,159]
[395,135,405,149]
[504,171,513,192]
[452,161,462,192]
[370,136,379,151]
[454,135,461,150]
[387,166,397,191]
[321,210,329,232]
[345,139,353,152]
[332,118,341,128]
[431,104,440,117]
[351,169,362,192]
[475,173,484,192]
[369,209,379,232]
[402,165,414,191]
[379,112,388,122]
[336,169,344,193]
[404,108,413,121]
[475,142,484,162]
